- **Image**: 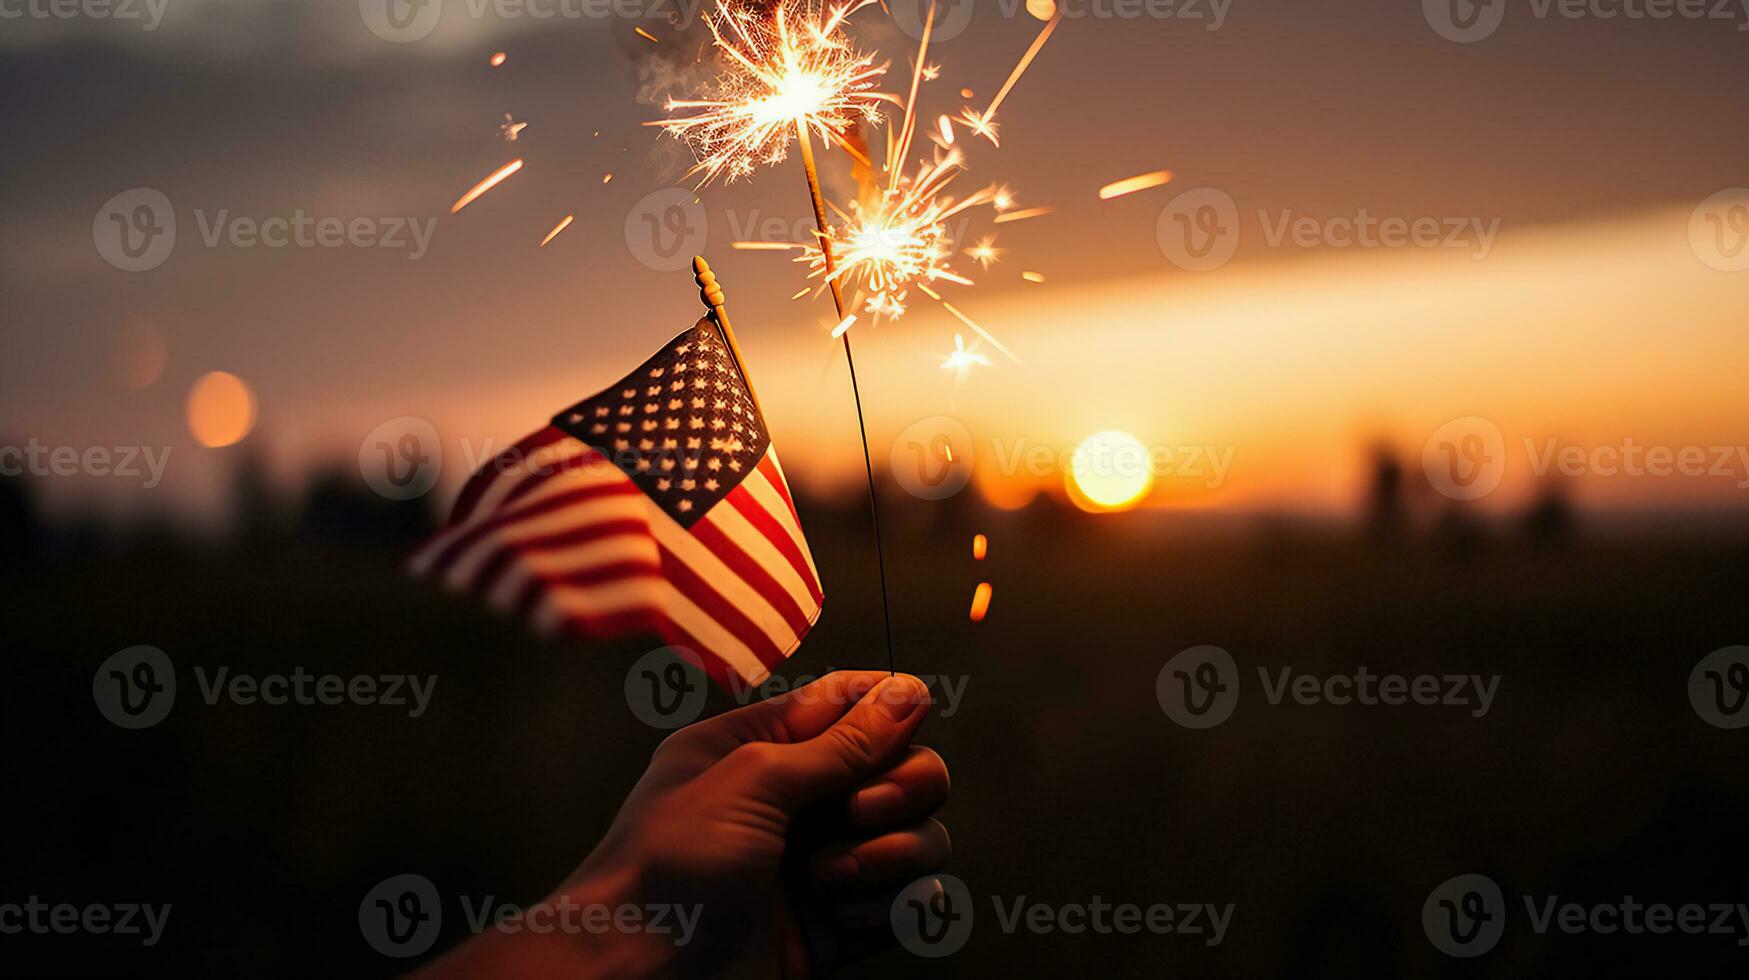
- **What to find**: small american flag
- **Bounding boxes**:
[410,317,823,690]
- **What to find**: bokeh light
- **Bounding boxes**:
[1067,430,1153,513]
[186,371,257,448]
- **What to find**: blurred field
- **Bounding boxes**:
[5,471,1749,976]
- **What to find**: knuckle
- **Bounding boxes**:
[725,741,786,773]
[826,722,878,767]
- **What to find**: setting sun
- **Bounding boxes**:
[186,371,258,449]
[1067,430,1153,513]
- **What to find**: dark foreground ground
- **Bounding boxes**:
[4,483,1749,977]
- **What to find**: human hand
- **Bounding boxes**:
[421,671,949,978]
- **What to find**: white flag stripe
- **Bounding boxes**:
[484,533,660,611]
[442,494,648,590]
[534,579,770,685]
[461,435,596,519]
[702,499,816,615]
[646,508,801,655]
[410,456,616,575]
[744,466,821,584]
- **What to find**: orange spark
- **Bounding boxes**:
[972,533,988,560]
[1099,169,1174,200]
[450,159,524,214]
[539,215,574,247]
[1022,270,1045,283]
[963,9,1062,145]
[992,205,1053,224]
[936,114,955,145]
[831,313,858,338]
[602,173,613,184]
[969,582,993,622]
[490,51,507,67]
[635,26,659,42]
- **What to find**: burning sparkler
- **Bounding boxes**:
[647,0,895,186]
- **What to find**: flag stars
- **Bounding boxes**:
[677,499,693,513]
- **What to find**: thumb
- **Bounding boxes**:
[754,675,932,812]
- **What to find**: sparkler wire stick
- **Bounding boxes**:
[796,118,897,676]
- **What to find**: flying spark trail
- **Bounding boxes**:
[992,205,1053,224]
[450,159,523,213]
[959,9,1063,146]
[539,215,574,246]
[1021,270,1044,282]
[1099,169,1174,200]
[635,26,659,42]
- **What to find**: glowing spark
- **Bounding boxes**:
[1099,169,1174,200]
[800,150,995,322]
[602,173,614,184]
[635,26,659,42]
[490,52,507,67]
[540,215,574,247]
[1026,0,1057,18]
[962,9,1062,145]
[732,241,798,250]
[1022,270,1045,283]
[648,0,895,186]
[918,283,1020,363]
[451,159,523,214]
[972,533,988,560]
[959,87,974,98]
[964,236,1003,269]
[993,205,1053,224]
[499,114,528,141]
[936,114,955,145]
[969,582,993,622]
[921,62,941,81]
[789,286,811,299]
[992,186,1014,210]
[831,313,858,338]
[940,332,991,385]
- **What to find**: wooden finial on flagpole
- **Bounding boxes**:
[693,255,762,417]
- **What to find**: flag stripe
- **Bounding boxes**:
[732,475,823,603]
[450,426,572,524]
